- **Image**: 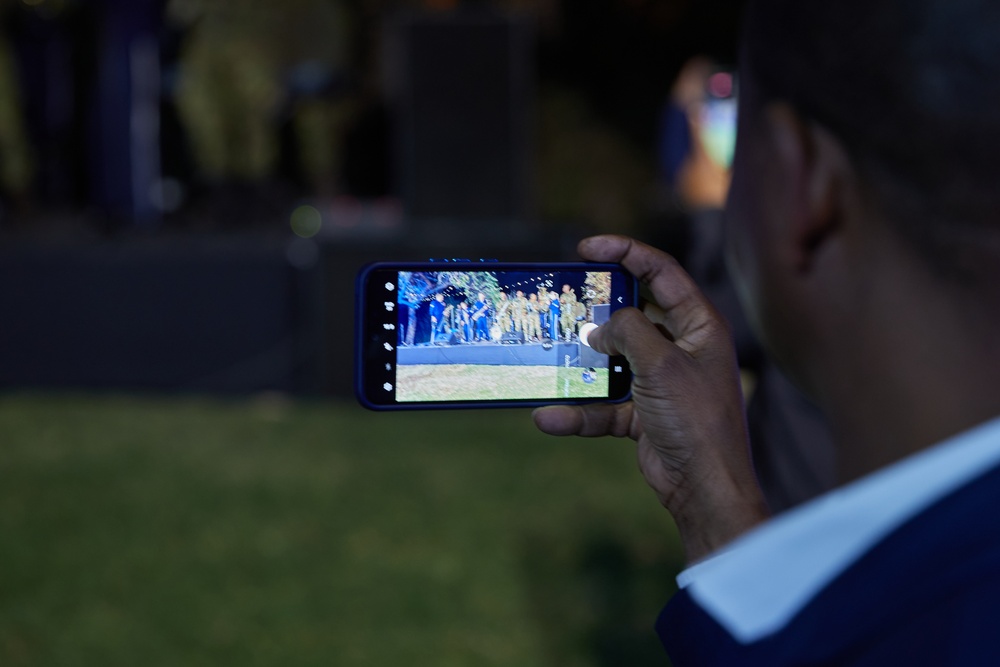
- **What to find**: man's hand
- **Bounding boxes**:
[533,235,769,563]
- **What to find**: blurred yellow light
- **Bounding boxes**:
[290,205,322,238]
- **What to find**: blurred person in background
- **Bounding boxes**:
[658,54,837,512]
[168,0,356,221]
[0,0,87,222]
[1,0,165,228]
[658,56,731,212]
[536,0,1000,663]
[0,10,34,219]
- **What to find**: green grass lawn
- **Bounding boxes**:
[0,395,684,667]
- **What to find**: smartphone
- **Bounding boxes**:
[356,261,637,410]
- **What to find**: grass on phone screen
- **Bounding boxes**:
[396,364,609,402]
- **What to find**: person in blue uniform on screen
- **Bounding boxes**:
[429,293,447,344]
[456,301,472,342]
[547,290,560,342]
[472,292,490,342]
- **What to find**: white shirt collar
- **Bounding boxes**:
[677,415,1000,644]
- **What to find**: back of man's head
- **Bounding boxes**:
[744,0,1000,280]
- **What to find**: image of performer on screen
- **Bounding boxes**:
[495,291,512,334]
[429,293,448,344]
[457,301,472,342]
[548,290,561,341]
[560,284,578,341]
[472,292,490,342]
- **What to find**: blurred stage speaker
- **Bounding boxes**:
[0,240,324,395]
[386,11,534,234]
[434,331,463,345]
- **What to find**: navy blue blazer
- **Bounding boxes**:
[658,462,1000,665]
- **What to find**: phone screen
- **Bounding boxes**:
[356,262,636,409]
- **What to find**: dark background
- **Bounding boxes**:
[0,0,744,397]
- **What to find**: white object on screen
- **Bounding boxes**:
[579,322,598,348]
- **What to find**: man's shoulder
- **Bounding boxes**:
[658,462,1000,666]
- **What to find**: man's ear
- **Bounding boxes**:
[764,103,848,273]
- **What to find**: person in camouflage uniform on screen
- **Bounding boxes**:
[512,290,529,338]
[526,293,541,341]
[559,284,578,341]
[494,291,513,334]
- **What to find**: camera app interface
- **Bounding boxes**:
[370,268,629,403]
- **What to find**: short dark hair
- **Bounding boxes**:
[743,0,1000,277]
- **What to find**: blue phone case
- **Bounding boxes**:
[355,261,637,410]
